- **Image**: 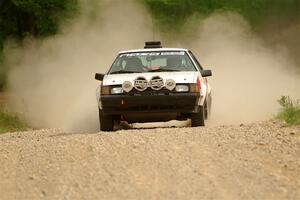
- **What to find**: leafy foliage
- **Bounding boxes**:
[0,67,6,91]
[0,107,27,134]
[143,0,300,32]
[277,96,300,126]
[0,0,78,40]
[0,0,78,90]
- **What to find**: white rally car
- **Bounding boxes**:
[95,42,212,131]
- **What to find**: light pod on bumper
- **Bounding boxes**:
[165,79,176,91]
[122,81,133,93]
[150,76,164,91]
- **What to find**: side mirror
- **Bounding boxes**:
[201,70,212,77]
[95,73,105,81]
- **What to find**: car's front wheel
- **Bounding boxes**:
[99,108,114,131]
[191,106,205,127]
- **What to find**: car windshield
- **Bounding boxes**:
[108,51,196,74]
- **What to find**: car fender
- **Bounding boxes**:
[96,85,102,109]
[195,72,208,106]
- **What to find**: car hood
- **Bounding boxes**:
[103,72,198,86]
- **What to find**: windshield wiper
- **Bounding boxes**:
[110,70,141,74]
[148,68,180,72]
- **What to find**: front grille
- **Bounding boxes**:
[123,105,185,111]
[101,92,199,114]
[129,88,172,96]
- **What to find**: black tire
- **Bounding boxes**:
[99,108,114,131]
[207,94,212,119]
[191,106,205,127]
[204,101,208,120]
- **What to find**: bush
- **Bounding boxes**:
[277,96,300,126]
[0,0,78,91]
[142,0,300,34]
[0,64,6,91]
[0,107,27,134]
[0,74,5,91]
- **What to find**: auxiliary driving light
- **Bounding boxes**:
[122,81,133,93]
[165,79,176,91]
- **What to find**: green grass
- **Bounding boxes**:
[277,96,300,126]
[0,107,27,134]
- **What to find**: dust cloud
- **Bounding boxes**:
[4,2,300,131]
[5,0,154,132]
[185,13,300,125]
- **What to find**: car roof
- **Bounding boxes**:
[119,48,189,54]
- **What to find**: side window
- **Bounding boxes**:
[182,56,194,69]
[121,60,126,68]
[188,51,203,70]
[115,59,126,69]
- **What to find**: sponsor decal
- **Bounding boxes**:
[120,52,185,57]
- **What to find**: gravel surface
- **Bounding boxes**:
[0,120,299,200]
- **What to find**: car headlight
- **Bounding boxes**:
[175,85,189,92]
[111,87,123,94]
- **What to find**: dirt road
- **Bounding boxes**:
[0,121,299,200]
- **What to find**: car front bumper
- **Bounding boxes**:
[100,93,200,115]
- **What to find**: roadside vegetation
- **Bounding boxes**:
[0,0,78,91]
[277,96,300,126]
[142,0,300,34]
[0,106,27,134]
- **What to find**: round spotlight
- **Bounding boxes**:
[150,76,164,91]
[134,77,148,91]
[122,81,133,93]
[165,79,176,91]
